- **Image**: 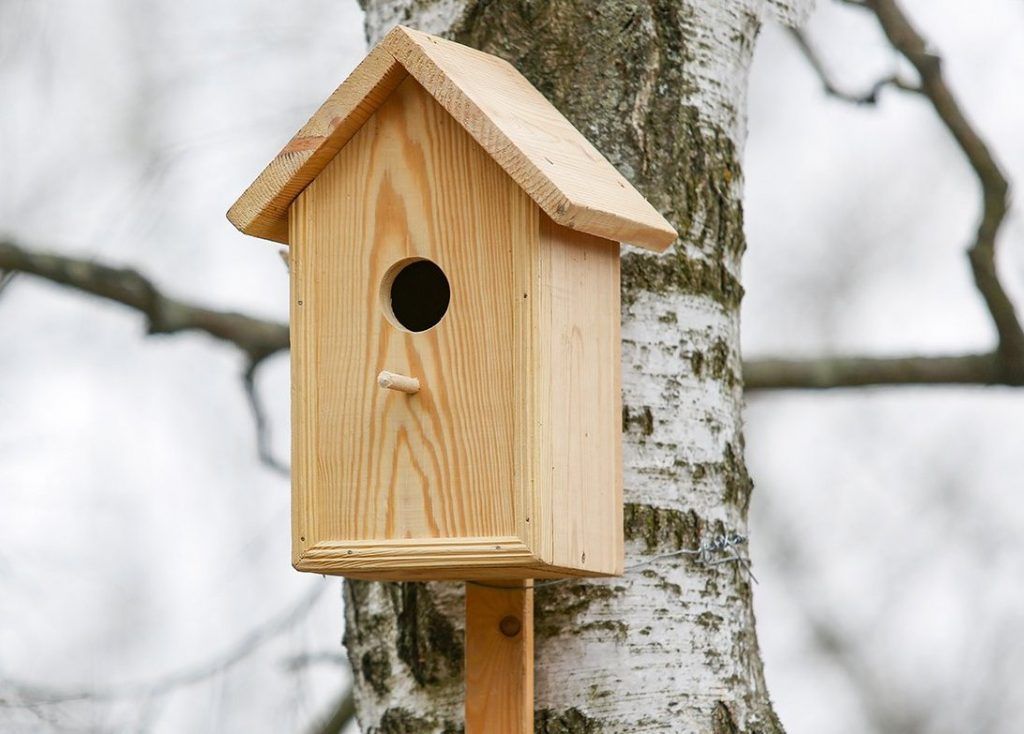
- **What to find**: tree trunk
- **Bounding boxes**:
[344,1,810,731]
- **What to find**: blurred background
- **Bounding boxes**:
[1,0,1022,732]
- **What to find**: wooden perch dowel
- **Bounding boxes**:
[378,370,420,394]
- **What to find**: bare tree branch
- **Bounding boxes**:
[5,238,1023,392]
[742,352,1018,390]
[0,239,292,472]
[787,27,919,105]
[861,0,1021,367]
[755,0,1022,390]
[0,239,289,363]
[243,360,290,476]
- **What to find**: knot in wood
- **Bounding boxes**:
[499,614,522,638]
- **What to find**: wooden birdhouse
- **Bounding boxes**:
[227,26,676,583]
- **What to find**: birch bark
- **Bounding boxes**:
[344,2,811,731]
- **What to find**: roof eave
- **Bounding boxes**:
[227,26,677,252]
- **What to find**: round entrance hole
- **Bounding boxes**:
[381,258,451,332]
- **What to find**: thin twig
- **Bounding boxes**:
[0,239,292,470]
[0,239,289,363]
[788,27,919,105]
[0,581,328,706]
[243,360,291,476]
[862,0,1020,371]
[759,0,1022,390]
[742,352,1022,390]
[0,269,16,297]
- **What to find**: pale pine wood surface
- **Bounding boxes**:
[229,26,676,251]
[229,50,407,243]
[465,580,534,734]
[290,78,532,562]
[288,77,624,580]
[384,26,676,250]
[532,216,624,575]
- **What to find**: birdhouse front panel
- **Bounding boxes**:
[289,77,540,577]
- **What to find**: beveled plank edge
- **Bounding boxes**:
[289,201,313,563]
[226,47,408,244]
[227,26,676,252]
[515,203,541,562]
[294,537,618,580]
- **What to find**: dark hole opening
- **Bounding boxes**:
[389,259,450,332]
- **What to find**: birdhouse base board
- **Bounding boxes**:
[293,537,615,581]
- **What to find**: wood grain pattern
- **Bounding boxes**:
[229,50,407,243]
[290,78,531,565]
[465,580,534,734]
[288,76,624,580]
[377,370,420,394]
[229,25,676,251]
[383,26,675,251]
[531,216,624,575]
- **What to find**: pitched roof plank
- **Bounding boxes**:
[228,26,677,251]
[227,50,407,243]
[382,27,676,251]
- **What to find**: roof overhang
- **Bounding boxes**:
[227,26,677,252]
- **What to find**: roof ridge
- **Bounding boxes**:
[228,26,676,251]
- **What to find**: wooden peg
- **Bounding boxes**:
[465,579,533,734]
[377,370,420,394]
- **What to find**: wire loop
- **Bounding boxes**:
[467,529,755,591]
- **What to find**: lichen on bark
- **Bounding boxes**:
[392,582,464,686]
[535,706,601,734]
[344,580,465,731]
[374,707,463,734]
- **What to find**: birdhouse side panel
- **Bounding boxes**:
[289,77,536,572]
[531,216,624,576]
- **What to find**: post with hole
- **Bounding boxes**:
[227,25,676,733]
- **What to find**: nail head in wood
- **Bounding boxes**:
[378,370,420,394]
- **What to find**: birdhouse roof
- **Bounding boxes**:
[227,26,677,252]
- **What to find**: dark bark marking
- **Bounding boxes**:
[393,583,464,687]
[535,706,600,734]
[372,707,463,734]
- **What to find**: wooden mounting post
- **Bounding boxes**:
[465,580,534,733]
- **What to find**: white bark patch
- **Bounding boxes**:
[535,554,759,730]
[762,0,815,27]
[362,0,470,44]
[622,291,742,510]
[344,581,465,732]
